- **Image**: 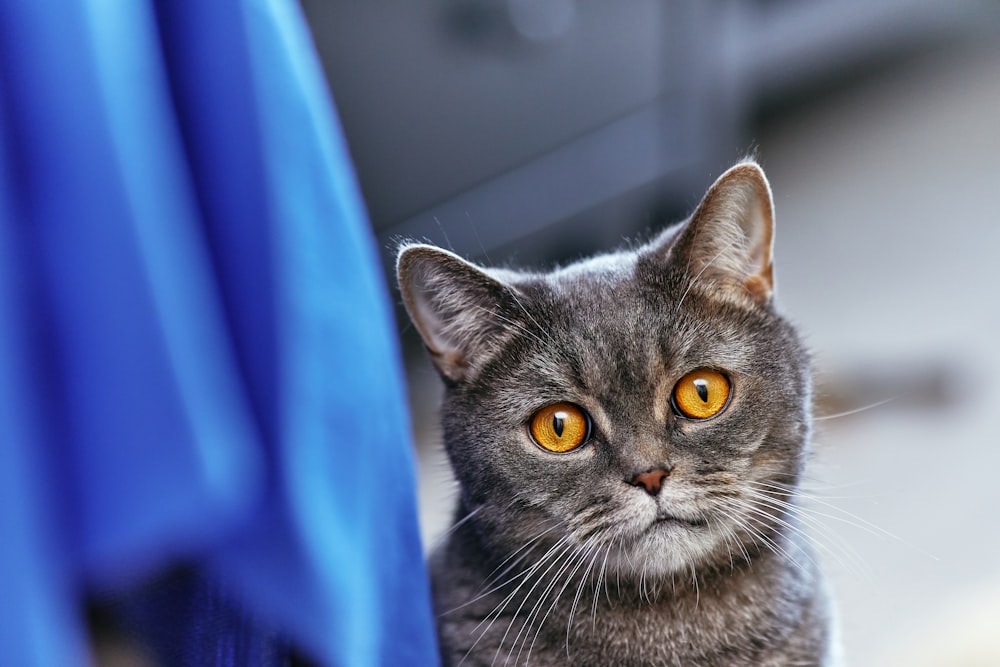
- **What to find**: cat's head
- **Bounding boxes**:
[398,162,811,579]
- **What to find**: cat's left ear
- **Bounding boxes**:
[667,161,776,306]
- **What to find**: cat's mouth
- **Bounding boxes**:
[653,512,707,529]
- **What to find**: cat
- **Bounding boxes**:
[397,162,839,666]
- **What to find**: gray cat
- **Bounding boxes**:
[397,162,839,666]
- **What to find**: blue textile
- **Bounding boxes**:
[0,0,438,665]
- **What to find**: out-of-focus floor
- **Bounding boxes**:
[404,30,1000,666]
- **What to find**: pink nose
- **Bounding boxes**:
[629,468,669,496]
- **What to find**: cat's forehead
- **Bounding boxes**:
[548,248,638,284]
[487,248,638,293]
[521,250,643,309]
[507,257,760,381]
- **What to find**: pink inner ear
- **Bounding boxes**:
[743,272,773,304]
[749,186,775,261]
[739,215,774,304]
[745,195,775,300]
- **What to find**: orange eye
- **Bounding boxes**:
[529,402,591,453]
[672,369,732,420]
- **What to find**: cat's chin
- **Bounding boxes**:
[609,518,723,579]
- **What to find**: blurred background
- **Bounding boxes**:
[302,2,1000,665]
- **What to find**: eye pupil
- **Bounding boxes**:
[694,379,709,403]
[552,414,565,437]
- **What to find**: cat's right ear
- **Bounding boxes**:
[397,244,514,382]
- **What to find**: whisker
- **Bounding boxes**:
[746,479,939,562]
[443,523,561,617]
[727,497,842,576]
[813,396,899,421]
[521,543,597,666]
[689,561,699,608]
[509,543,581,665]
[591,541,615,629]
[444,545,547,617]
[480,524,562,591]
[746,481,903,542]
[739,490,871,578]
[439,504,483,540]
[720,502,809,575]
[562,542,604,658]
[461,537,571,665]
[486,539,576,666]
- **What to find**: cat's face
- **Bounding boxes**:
[399,162,811,580]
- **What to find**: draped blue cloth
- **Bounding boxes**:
[0,0,438,665]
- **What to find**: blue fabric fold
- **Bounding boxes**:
[0,0,438,665]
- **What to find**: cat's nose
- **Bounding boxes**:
[629,468,670,496]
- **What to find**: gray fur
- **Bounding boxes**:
[398,163,836,666]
